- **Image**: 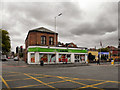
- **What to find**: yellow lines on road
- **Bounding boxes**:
[75,81,108,90]
[6,76,49,82]
[24,73,58,90]
[15,80,66,88]
[0,76,11,90]
[2,71,120,89]
[106,80,120,84]
[56,76,106,90]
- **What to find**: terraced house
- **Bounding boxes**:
[25,27,88,64]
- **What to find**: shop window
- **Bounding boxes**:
[59,54,71,62]
[67,54,71,62]
[31,53,35,63]
[48,54,56,62]
[80,54,85,61]
[41,36,46,45]
[49,37,54,45]
[39,54,48,62]
[75,54,80,62]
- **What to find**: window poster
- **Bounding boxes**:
[39,54,48,62]
[67,54,71,62]
[80,54,85,61]
[48,54,56,62]
[31,53,35,63]
[59,54,68,62]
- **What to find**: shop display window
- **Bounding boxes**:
[39,54,48,62]
[80,54,85,61]
[31,53,35,63]
[59,54,71,62]
[48,54,56,62]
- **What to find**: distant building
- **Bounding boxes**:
[65,42,77,48]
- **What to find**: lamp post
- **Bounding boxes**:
[54,13,62,46]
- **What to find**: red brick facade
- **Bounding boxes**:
[25,32,58,48]
[24,27,58,62]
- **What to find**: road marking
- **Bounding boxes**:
[6,76,49,82]
[2,71,120,89]
[15,80,66,88]
[56,76,105,90]
[24,73,58,90]
[76,81,108,89]
[1,76,11,90]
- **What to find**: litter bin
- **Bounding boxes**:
[40,61,44,66]
[111,60,114,65]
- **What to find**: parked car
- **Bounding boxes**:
[14,57,19,61]
[1,55,7,61]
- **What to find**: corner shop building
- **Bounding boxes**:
[27,46,88,64]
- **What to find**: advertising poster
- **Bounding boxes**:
[31,53,35,63]
[59,54,68,62]
[40,54,48,62]
[49,54,56,62]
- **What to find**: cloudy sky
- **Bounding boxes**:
[0,0,119,52]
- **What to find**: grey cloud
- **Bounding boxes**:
[118,2,120,38]
[70,2,117,36]
[2,2,118,51]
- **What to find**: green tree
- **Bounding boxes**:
[98,48,109,52]
[1,29,11,55]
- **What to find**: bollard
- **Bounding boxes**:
[111,60,114,65]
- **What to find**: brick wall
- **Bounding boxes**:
[24,31,58,62]
[27,32,58,47]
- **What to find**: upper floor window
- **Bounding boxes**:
[41,36,46,45]
[49,37,54,45]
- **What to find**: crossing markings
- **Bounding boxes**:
[24,73,58,90]
[15,80,65,88]
[2,71,120,89]
[76,81,108,89]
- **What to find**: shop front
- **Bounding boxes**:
[27,46,87,64]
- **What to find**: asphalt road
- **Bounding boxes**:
[1,60,120,90]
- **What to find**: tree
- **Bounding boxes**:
[98,48,109,52]
[1,29,11,55]
[88,53,95,62]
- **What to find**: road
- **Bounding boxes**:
[1,59,120,90]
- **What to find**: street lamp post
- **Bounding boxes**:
[54,13,62,46]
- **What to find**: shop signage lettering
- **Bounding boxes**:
[57,49,68,52]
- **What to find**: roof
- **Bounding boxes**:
[29,27,56,34]
[25,27,58,41]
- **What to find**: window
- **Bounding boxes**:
[41,36,46,45]
[31,53,35,63]
[49,37,54,45]
[39,54,48,62]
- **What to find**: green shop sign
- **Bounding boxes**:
[28,47,87,53]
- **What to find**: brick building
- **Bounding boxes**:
[24,27,58,62]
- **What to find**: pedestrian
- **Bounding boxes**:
[97,59,100,65]
[40,57,44,66]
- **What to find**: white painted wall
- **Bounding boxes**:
[71,53,74,63]
[56,52,59,63]
[35,52,40,64]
